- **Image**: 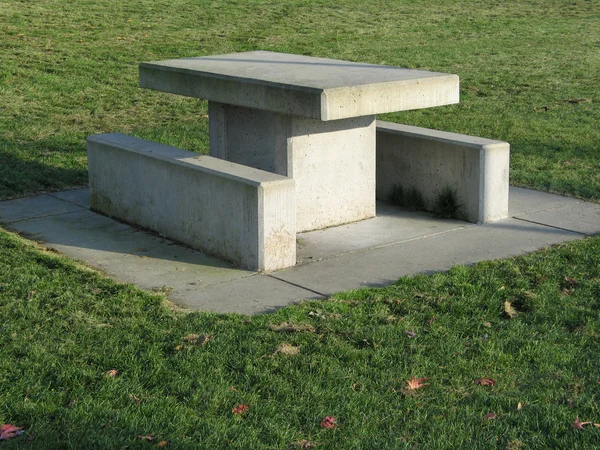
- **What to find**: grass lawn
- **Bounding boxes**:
[1,0,600,448]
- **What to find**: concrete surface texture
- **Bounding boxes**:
[210,102,376,232]
[87,133,296,271]
[376,122,510,223]
[139,50,459,121]
[1,187,598,315]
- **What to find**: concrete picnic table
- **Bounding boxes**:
[139,51,460,232]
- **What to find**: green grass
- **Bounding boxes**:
[1,0,600,448]
[0,0,599,199]
[2,229,600,448]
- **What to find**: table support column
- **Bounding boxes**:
[209,102,376,232]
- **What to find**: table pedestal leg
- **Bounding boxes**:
[209,102,376,232]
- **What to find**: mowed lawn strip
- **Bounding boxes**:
[1,229,600,448]
[0,0,599,199]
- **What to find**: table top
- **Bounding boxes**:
[140,51,459,121]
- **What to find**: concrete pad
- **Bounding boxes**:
[173,274,325,315]
[50,189,91,208]
[275,218,583,295]
[297,201,471,264]
[0,186,596,315]
[0,194,83,224]
[140,51,459,121]
[509,187,581,216]
[7,209,253,289]
[515,202,600,236]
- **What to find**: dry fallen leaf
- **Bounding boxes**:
[485,412,497,420]
[320,416,337,429]
[269,322,316,333]
[405,331,417,338]
[138,434,155,441]
[504,301,517,319]
[232,404,249,415]
[275,343,300,355]
[182,333,213,346]
[406,377,429,390]
[157,440,168,447]
[572,417,592,429]
[105,369,118,377]
[0,424,24,441]
[130,394,142,404]
[517,402,523,411]
[474,378,496,387]
[289,439,316,449]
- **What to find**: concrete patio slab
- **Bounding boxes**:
[0,186,597,315]
[277,218,582,296]
[296,201,471,264]
[50,189,91,208]
[515,202,600,235]
[0,194,84,224]
[5,209,253,289]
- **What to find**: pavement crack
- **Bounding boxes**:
[266,275,328,297]
[513,217,588,236]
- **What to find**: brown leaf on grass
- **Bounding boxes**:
[504,301,517,319]
[232,404,249,415]
[157,440,168,447]
[183,333,213,346]
[105,369,118,377]
[320,416,337,429]
[130,394,142,404]
[506,440,525,450]
[0,424,24,441]
[406,377,429,390]
[485,412,497,420]
[517,402,523,411]
[474,378,496,387]
[563,276,579,291]
[138,434,155,441]
[275,343,300,355]
[268,322,315,333]
[289,439,316,449]
[572,417,592,429]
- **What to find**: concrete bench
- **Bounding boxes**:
[376,122,509,223]
[87,133,296,271]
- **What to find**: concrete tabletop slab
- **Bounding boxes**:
[0,187,597,315]
[140,51,459,120]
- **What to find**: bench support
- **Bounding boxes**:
[88,133,296,272]
[376,122,509,223]
[209,102,376,232]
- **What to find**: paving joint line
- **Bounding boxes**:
[266,274,328,298]
[47,191,89,209]
[0,208,86,226]
[296,224,474,266]
[513,217,589,236]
